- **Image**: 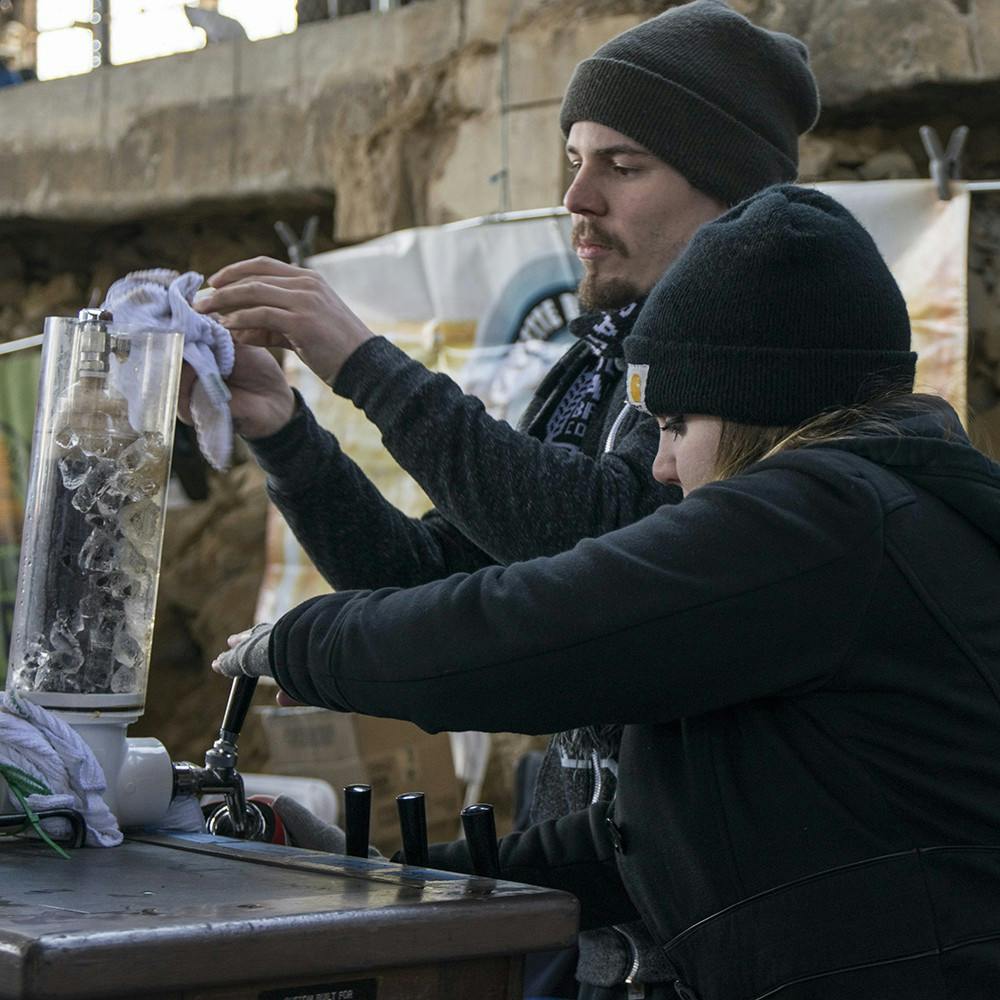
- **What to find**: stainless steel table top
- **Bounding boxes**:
[0,833,578,999]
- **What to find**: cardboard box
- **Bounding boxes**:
[258,707,462,852]
[257,705,359,765]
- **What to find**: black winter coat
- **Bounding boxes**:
[270,402,1000,999]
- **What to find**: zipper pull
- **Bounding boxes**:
[626,983,646,999]
[590,747,604,804]
[674,981,700,1000]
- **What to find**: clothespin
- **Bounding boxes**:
[919,125,969,201]
[274,216,320,267]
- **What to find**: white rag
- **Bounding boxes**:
[102,269,235,471]
[0,692,122,847]
[155,793,206,833]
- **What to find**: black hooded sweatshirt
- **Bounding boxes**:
[270,400,1000,1000]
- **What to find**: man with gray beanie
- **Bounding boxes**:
[188,3,819,996]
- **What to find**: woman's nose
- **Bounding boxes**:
[652,438,677,485]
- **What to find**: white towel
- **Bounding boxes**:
[102,269,235,471]
[0,692,122,847]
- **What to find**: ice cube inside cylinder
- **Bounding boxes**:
[113,630,143,673]
[54,428,79,450]
[110,665,138,694]
[87,612,118,651]
[118,433,168,501]
[78,526,118,574]
[58,447,90,490]
[49,615,84,674]
[119,499,160,550]
[71,457,117,513]
[118,433,164,473]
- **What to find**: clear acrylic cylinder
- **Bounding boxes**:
[7,314,184,712]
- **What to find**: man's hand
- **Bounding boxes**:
[178,343,296,440]
[194,257,374,386]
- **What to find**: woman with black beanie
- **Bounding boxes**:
[217,186,1000,999]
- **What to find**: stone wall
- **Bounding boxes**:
[4,0,1000,785]
[4,0,1000,238]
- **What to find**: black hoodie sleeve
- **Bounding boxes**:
[424,804,638,932]
[269,456,886,732]
[247,337,673,588]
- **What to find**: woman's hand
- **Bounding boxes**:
[272,795,383,857]
[194,257,374,386]
[212,622,274,679]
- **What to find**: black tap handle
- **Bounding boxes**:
[461,803,501,878]
[344,784,372,858]
[396,792,429,867]
[220,676,258,741]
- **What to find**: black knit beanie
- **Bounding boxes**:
[560,0,820,206]
[622,185,916,426]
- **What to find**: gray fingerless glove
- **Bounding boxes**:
[273,795,383,858]
[212,622,274,679]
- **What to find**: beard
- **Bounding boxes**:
[571,218,691,312]
[577,273,644,312]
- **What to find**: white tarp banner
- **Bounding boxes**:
[255,180,971,621]
[821,181,969,411]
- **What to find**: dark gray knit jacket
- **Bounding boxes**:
[249,326,677,586]
[248,316,680,995]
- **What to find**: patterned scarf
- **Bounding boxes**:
[531,302,644,819]
[544,301,642,450]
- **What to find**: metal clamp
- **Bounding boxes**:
[274,216,320,267]
[0,807,87,850]
[919,125,969,201]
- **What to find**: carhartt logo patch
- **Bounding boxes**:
[626,364,650,413]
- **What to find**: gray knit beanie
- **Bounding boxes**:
[623,185,916,426]
[560,0,820,206]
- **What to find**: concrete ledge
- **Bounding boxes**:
[0,0,464,233]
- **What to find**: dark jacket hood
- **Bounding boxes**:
[826,397,1000,546]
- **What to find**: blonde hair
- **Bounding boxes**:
[712,392,943,483]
